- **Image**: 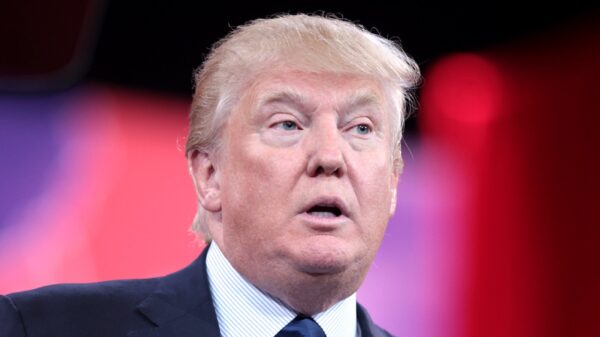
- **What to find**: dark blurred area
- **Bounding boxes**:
[0,0,103,91]
[83,2,600,98]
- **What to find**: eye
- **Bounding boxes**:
[274,120,300,131]
[354,123,372,135]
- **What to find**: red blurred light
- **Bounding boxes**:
[421,53,505,127]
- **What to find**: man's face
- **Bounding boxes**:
[204,68,400,310]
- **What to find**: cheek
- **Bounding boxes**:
[220,142,302,233]
[230,148,299,200]
[351,154,395,240]
[354,146,394,196]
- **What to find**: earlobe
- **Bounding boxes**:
[189,150,222,212]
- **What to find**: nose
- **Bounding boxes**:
[306,122,347,177]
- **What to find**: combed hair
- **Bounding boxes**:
[186,13,421,241]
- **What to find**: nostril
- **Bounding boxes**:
[314,166,331,176]
[312,162,342,177]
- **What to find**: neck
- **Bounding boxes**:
[255,269,364,316]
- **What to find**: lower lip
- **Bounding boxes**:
[298,212,350,230]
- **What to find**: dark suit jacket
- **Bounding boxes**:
[0,247,393,337]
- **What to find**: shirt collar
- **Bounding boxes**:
[206,242,358,337]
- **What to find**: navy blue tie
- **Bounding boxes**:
[274,314,327,337]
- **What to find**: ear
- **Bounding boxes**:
[189,150,221,212]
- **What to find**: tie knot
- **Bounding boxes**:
[274,314,326,337]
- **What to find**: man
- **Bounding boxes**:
[0,14,420,337]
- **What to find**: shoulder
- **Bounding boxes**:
[1,277,160,337]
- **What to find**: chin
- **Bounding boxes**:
[293,239,362,276]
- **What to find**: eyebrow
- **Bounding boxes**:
[255,87,383,116]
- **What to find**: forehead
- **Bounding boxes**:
[241,68,388,110]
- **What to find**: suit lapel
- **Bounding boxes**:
[357,303,392,337]
[128,246,220,337]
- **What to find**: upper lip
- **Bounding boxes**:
[302,196,349,217]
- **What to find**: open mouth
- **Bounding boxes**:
[306,204,342,218]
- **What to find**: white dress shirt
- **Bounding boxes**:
[206,242,359,337]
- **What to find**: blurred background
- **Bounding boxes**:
[1,1,599,337]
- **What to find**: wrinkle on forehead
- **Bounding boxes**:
[256,88,318,113]
[250,73,387,118]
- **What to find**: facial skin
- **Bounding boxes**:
[191,67,401,315]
